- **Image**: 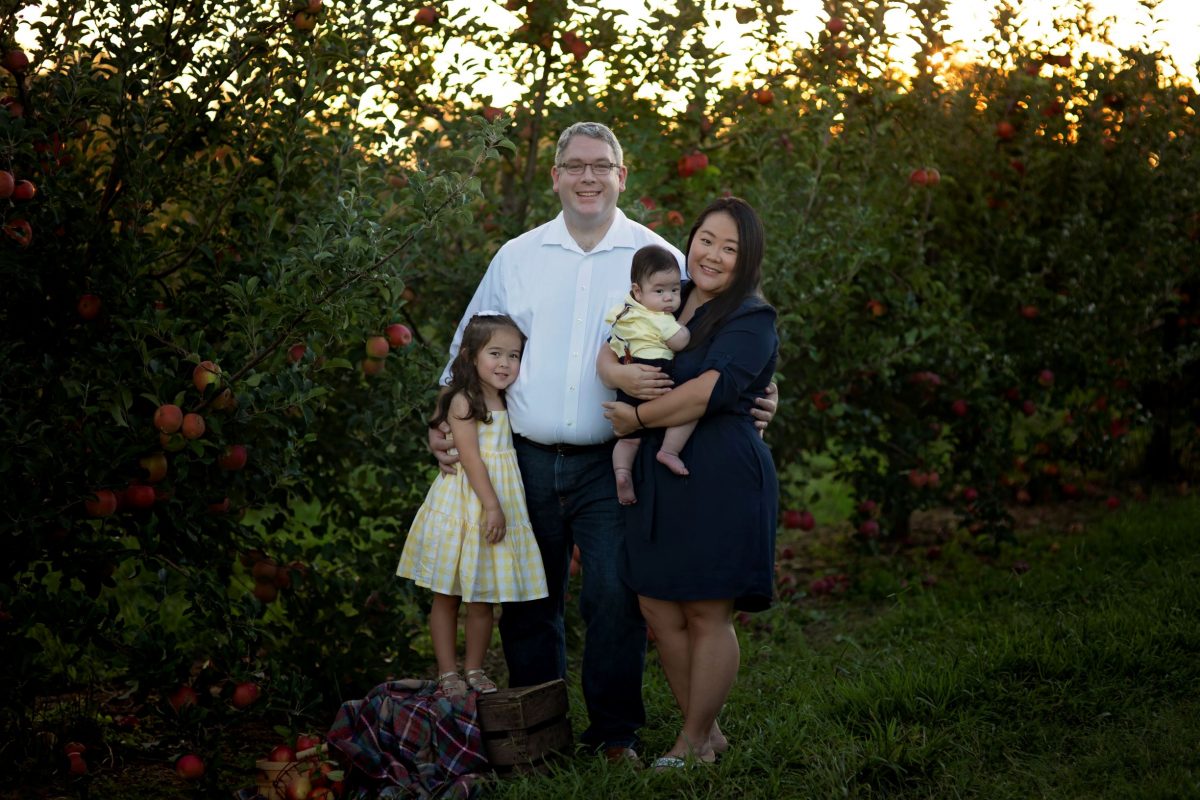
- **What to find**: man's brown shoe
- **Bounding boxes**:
[603,746,642,767]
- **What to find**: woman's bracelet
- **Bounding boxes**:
[634,405,646,430]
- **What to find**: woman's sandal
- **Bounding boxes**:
[464,668,499,694]
[436,671,468,698]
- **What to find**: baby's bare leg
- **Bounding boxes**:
[613,437,641,505]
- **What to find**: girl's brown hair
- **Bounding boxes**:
[429,313,525,429]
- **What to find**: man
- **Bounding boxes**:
[430,122,775,762]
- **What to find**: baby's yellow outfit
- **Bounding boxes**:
[605,297,683,361]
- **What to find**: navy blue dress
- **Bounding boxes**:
[620,291,779,612]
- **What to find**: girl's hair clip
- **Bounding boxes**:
[473,310,504,317]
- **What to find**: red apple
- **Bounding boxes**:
[752,87,774,106]
[124,484,156,510]
[481,105,503,122]
[168,685,198,713]
[192,360,221,393]
[208,497,231,514]
[292,11,317,30]
[858,519,880,539]
[826,17,846,34]
[295,733,322,753]
[154,404,183,434]
[139,453,168,483]
[3,49,29,74]
[995,121,1016,140]
[908,469,929,489]
[414,6,438,25]
[365,336,389,358]
[866,299,886,317]
[1019,304,1039,319]
[218,444,248,471]
[858,499,877,515]
[181,413,205,439]
[12,179,36,200]
[811,391,831,411]
[307,0,323,10]
[950,399,968,417]
[666,210,685,226]
[85,489,118,517]
[385,323,412,348]
[231,681,260,709]
[68,752,88,775]
[1106,495,1120,510]
[268,744,297,763]
[77,294,102,320]
[361,358,385,376]
[176,753,205,779]
[0,170,13,198]
[1037,369,1054,387]
[1021,400,1037,417]
[287,343,307,364]
[254,582,279,603]
[962,486,979,502]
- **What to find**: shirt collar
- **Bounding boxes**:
[544,208,638,254]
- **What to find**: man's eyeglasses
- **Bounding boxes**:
[557,161,621,176]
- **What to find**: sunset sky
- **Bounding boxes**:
[463,0,1200,104]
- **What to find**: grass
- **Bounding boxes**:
[486,495,1200,799]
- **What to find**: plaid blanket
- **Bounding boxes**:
[327,679,489,799]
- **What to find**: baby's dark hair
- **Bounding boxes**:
[430,313,525,429]
[630,244,680,287]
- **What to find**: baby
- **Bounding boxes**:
[605,244,695,505]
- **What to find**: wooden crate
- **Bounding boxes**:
[476,679,572,769]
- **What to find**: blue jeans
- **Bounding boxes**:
[500,439,647,750]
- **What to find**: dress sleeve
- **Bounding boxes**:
[699,303,778,414]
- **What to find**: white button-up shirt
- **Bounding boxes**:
[441,209,686,445]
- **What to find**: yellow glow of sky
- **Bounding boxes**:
[457,0,1200,106]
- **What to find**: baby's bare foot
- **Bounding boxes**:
[615,468,637,505]
[656,449,689,476]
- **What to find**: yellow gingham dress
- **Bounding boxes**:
[397,410,549,603]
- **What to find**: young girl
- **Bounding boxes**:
[397,313,548,697]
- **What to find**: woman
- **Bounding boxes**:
[600,196,779,768]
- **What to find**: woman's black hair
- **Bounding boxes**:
[682,196,766,348]
[429,313,525,429]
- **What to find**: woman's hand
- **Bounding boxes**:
[602,400,641,437]
[597,345,673,399]
[427,423,458,475]
[616,363,674,401]
[751,382,779,433]
[483,506,506,543]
